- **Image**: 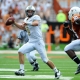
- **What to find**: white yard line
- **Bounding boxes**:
[0,50,80,54]
[0,75,73,80]
[0,68,73,80]
[0,68,76,72]
[0,68,74,73]
[0,68,27,71]
[0,68,19,71]
[0,50,18,54]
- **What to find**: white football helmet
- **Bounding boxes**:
[68,6,80,20]
[26,5,35,11]
[25,5,35,17]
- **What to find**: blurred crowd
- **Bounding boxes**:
[0,0,52,21]
[0,0,53,49]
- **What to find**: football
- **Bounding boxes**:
[5,17,15,26]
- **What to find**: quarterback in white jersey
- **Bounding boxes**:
[12,5,61,79]
[15,30,39,71]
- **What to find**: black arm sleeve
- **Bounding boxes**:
[65,28,79,40]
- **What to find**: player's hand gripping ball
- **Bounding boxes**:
[5,17,15,26]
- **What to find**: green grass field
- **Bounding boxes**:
[0,43,67,51]
[0,51,80,80]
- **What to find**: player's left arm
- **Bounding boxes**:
[32,20,39,26]
[25,15,41,26]
[63,21,79,39]
[25,20,39,26]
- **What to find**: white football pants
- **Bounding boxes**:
[64,39,80,51]
[26,50,37,63]
[18,40,49,63]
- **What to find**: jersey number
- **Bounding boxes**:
[25,26,30,36]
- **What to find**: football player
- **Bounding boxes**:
[15,30,39,71]
[12,5,61,79]
[64,6,80,75]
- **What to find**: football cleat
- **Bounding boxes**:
[32,63,39,71]
[15,69,25,76]
[75,65,80,75]
[55,70,61,79]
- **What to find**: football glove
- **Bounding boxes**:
[75,18,80,25]
[63,21,70,28]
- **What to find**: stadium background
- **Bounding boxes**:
[0,0,80,80]
[0,0,80,50]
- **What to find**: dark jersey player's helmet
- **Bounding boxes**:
[68,6,80,20]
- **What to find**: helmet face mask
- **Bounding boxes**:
[68,6,80,20]
[25,10,35,17]
[25,6,35,17]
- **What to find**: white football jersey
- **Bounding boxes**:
[24,15,43,42]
